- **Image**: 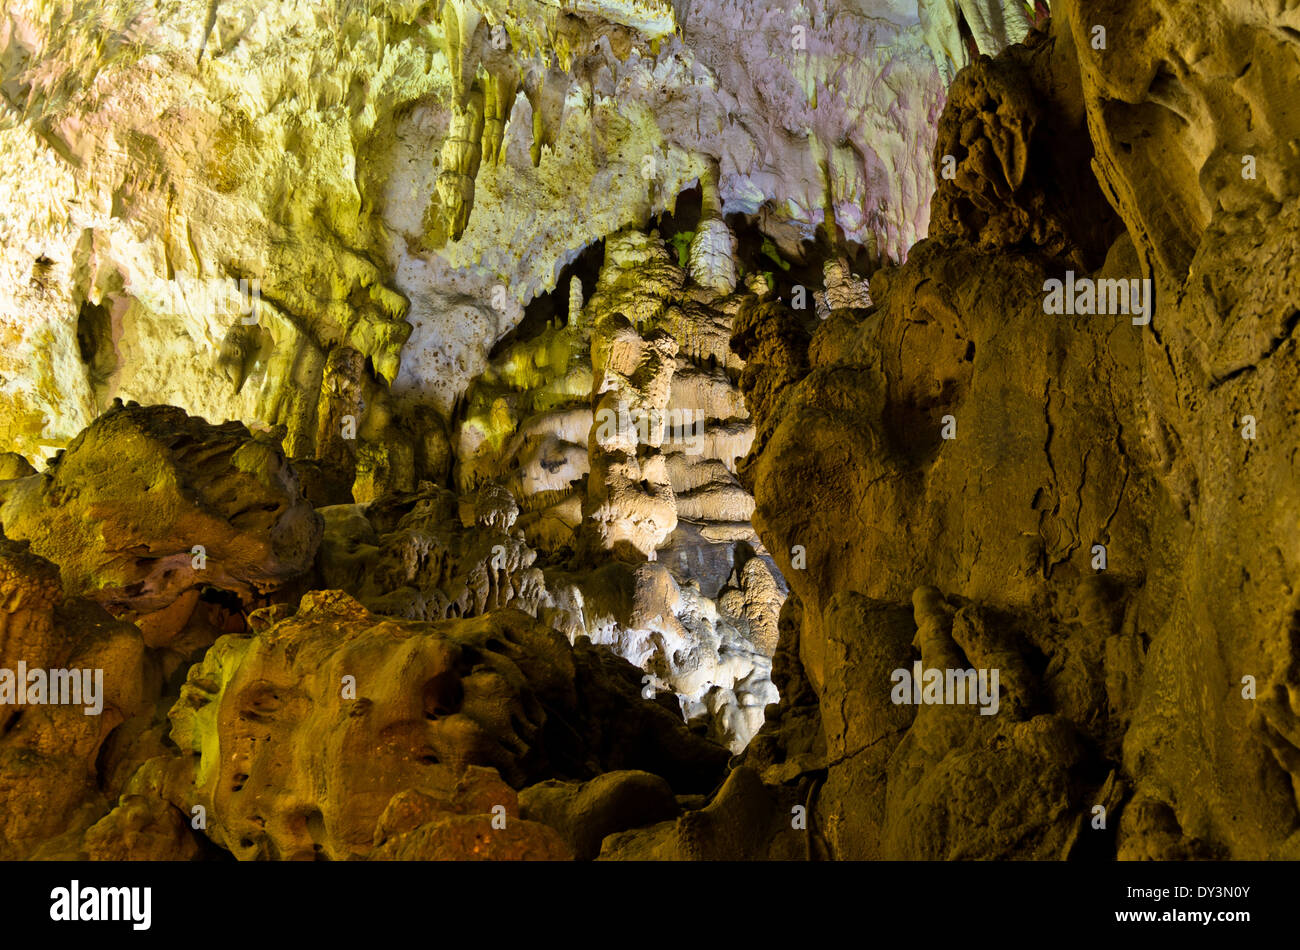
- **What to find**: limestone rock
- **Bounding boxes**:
[316,472,779,751]
[0,0,949,461]
[724,6,1300,859]
[813,258,873,319]
[928,28,1121,269]
[164,590,727,860]
[0,454,35,481]
[6,0,1300,868]
[0,542,160,859]
[550,560,779,752]
[519,770,679,860]
[80,795,204,862]
[317,484,545,623]
[442,229,786,749]
[0,403,322,615]
[598,765,804,860]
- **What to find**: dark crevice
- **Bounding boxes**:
[1210,309,1300,389]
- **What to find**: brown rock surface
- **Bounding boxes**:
[723,2,1300,860]
[519,770,680,860]
[0,402,322,614]
[2,0,1299,865]
[0,541,166,859]
[164,590,728,860]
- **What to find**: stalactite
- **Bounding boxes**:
[436,90,485,241]
[480,65,518,167]
[687,163,738,295]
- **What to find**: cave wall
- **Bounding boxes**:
[728,0,1300,859]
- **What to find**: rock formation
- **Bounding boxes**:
[0,0,960,461]
[1,0,1297,867]
[450,225,786,750]
[0,539,177,860]
[708,3,1300,861]
[162,590,724,860]
[0,402,322,618]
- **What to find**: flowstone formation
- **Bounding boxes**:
[0,0,1035,787]
[0,404,735,860]
[919,0,1044,81]
[0,402,322,618]
[453,216,786,751]
[162,591,725,860]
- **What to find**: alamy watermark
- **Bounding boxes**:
[0,663,104,715]
[1043,271,1151,326]
[154,275,261,324]
[50,881,150,930]
[890,661,999,715]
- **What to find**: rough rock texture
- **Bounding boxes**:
[455,226,762,562]
[0,402,322,615]
[0,0,981,463]
[920,0,1039,82]
[519,769,680,860]
[598,764,806,860]
[0,539,181,859]
[0,0,1033,799]
[8,0,1300,866]
[317,483,547,624]
[928,19,1117,269]
[1056,0,1300,859]
[315,473,777,751]
[692,1,1300,860]
[161,589,726,860]
[447,226,788,750]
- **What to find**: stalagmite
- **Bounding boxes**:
[568,274,584,326]
[813,257,872,318]
[10,0,1294,876]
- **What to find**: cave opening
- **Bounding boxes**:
[487,237,607,362]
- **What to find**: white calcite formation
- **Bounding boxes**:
[0,0,1042,461]
[687,164,738,296]
[0,0,1040,750]
[919,0,1042,82]
[319,473,781,752]
[814,257,873,318]
[453,225,784,749]
[548,559,781,753]
[457,226,766,564]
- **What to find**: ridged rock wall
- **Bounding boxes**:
[18,0,1286,866]
[674,0,1300,860]
[0,403,738,859]
[164,591,726,860]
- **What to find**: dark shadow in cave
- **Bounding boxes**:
[76,298,118,410]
